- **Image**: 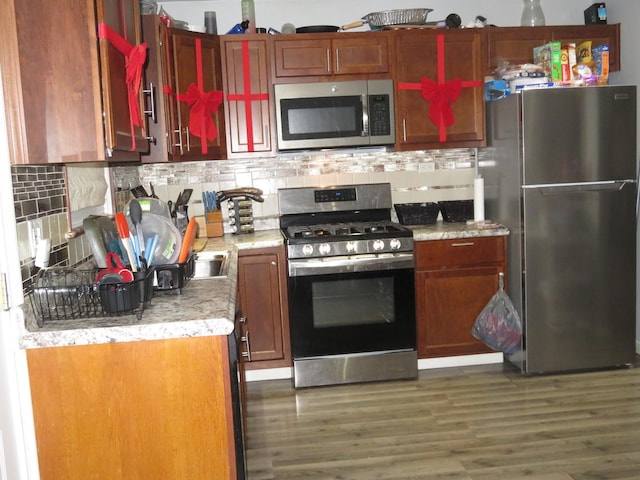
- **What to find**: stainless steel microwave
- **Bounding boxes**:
[274,79,395,151]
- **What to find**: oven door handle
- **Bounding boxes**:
[288,253,414,277]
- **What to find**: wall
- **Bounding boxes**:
[607,0,640,353]
[158,0,588,37]
[12,166,93,290]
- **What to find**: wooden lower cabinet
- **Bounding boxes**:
[237,246,291,369]
[27,336,241,480]
[415,236,507,358]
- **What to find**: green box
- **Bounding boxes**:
[533,42,563,82]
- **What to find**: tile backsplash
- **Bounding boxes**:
[115,148,477,232]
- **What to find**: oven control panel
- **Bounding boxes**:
[314,187,356,203]
[288,237,414,259]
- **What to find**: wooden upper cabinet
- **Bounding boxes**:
[273,32,390,78]
[97,0,149,157]
[1,0,147,164]
[393,29,485,150]
[485,24,621,75]
[221,35,275,157]
[142,16,226,162]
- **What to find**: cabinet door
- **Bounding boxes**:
[222,37,274,156]
[415,236,507,358]
[4,0,144,163]
[273,34,390,77]
[273,38,332,77]
[27,337,237,480]
[416,265,500,358]
[333,36,389,75]
[141,15,176,163]
[97,0,149,156]
[237,247,291,368]
[170,30,226,160]
[485,24,621,76]
[551,24,620,72]
[394,30,485,150]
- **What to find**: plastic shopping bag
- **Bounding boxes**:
[472,273,522,355]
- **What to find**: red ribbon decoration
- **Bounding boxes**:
[97,23,147,151]
[226,40,270,152]
[398,33,482,142]
[164,38,223,155]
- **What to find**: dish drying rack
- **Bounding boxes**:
[29,267,155,327]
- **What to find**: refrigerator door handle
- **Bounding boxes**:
[523,179,637,194]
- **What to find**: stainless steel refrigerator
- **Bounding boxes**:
[480,85,637,374]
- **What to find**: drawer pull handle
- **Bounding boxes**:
[451,242,475,247]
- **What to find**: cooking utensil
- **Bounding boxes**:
[217,187,265,203]
[129,199,145,260]
[178,217,198,264]
[130,185,150,198]
[296,25,340,33]
[149,183,159,199]
[341,8,433,31]
[95,252,134,283]
[179,188,193,205]
[114,213,138,272]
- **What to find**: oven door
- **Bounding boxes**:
[288,264,416,358]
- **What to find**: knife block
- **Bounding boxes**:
[206,211,224,237]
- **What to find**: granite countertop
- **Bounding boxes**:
[410,221,510,241]
[18,231,285,349]
[18,224,507,349]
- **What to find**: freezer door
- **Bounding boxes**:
[521,180,637,373]
[521,86,637,185]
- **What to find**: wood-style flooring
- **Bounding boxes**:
[244,359,640,479]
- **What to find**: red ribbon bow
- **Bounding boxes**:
[98,23,147,151]
[420,77,463,128]
[177,83,223,145]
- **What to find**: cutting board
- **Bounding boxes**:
[192,237,208,253]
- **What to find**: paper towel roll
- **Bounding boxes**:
[474,176,485,222]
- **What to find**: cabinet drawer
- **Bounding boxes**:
[415,236,506,268]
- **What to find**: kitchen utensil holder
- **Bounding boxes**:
[206,211,224,237]
[29,267,155,327]
[439,200,474,223]
[153,254,196,294]
[394,202,440,225]
[229,196,254,235]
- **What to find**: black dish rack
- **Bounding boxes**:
[439,200,474,223]
[29,267,155,327]
[394,202,440,225]
[153,254,196,293]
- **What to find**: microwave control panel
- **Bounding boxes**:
[368,94,392,137]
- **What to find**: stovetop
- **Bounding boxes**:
[278,183,414,259]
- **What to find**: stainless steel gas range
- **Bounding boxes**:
[278,183,418,388]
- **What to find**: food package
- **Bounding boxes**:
[533,42,562,81]
[561,43,577,81]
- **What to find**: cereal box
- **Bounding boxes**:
[533,42,562,82]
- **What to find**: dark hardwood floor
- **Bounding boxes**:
[244,359,640,479]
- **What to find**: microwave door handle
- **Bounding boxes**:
[361,94,369,136]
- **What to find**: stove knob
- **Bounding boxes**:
[372,239,385,251]
[302,244,314,256]
[389,238,402,250]
[346,241,358,253]
[319,243,331,255]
